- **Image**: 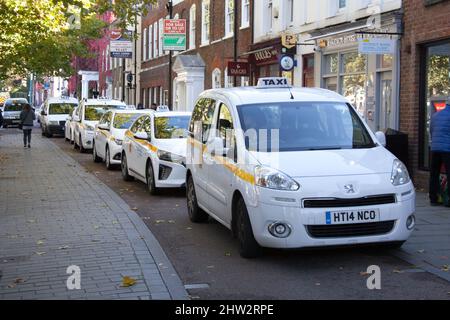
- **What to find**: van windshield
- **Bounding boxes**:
[85,105,125,121]
[4,103,26,111]
[49,103,77,115]
[237,102,376,152]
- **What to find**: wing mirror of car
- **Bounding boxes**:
[375,131,386,147]
[98,123,109,131]
[41,111,47,116]
[134,131,149,140]
[67,116,72,121]
[73,115,80,122]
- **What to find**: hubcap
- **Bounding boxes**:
[187,180,195,214]
[122,156,127,175]
[147,166,153,190]
[106,149,110,167]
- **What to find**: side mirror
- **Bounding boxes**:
[41,111,47,116]
[73,115,80,122]
[98,123,109,131]
[375,131,386,147]
[67,116,72,121]
[134,131,149,140]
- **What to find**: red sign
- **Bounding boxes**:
[163,19,186,35]
[434,102,446,112]
[227,62,250,77]
[110,29,122,41]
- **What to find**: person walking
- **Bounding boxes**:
[429,97,450,206]
[20,103,35,148]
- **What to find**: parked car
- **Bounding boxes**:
[2,98,28,128]
[185,77,416,258]
[121,111,191,195]
[72,98,127,152]
[93,109,154,170]
[40,96,78,137]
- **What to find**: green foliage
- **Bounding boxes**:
[0,0,154,81]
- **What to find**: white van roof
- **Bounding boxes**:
[47,96,78,104]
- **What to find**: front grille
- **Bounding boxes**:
[306,221,395,238]
[303,194,396,208]
[159,164,172,180]
[59,121,66,126]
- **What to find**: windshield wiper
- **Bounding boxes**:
[353,143,376,149]
[306,146,343,151]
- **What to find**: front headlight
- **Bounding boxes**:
[114,138,123,146]
[85,124,95,131]
[391,159,410,186]
[157,150,185,164]
[254,166,300,191]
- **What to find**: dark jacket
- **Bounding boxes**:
[20,109,35,126]
[430,104,450,152]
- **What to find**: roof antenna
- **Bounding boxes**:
[288,86,295,100]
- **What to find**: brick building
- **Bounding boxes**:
[139,0,253,111]
[400,0,450,188]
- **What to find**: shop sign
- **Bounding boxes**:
[280,55,295,71]
[358,38,395,54]
[252,48,279,65]
[227,62,250,76]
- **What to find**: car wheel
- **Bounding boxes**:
[105,147,113,170]
[236,197,263,259]
[186,175,209,223]
[146,162,159,195]
[377,241,405,250]
[121,153,134,181]
[92,142,102,163]
[79,135,85,153]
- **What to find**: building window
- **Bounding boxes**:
[143,28,147,60]
[225,0,234,37]
[202,0,210,45]
[266,0,273,33]
[153,22,158,57]
[340,52,367,115]
[339,0,346,9]
[189,5,196,49]
[241,76,249,87]
[159,19,164,55]
[286,0,294,26]
[225,68,234,88]
[420,41,450,169]
[322,53,338,91]
[149,25,153,59]
[241,0,250,28]
[212,68,221,89]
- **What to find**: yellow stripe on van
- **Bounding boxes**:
[125,130,157,152]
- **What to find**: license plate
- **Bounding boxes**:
[325,209,380,225]
[12,120,20,123]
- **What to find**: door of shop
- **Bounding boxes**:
[376,71,394,131]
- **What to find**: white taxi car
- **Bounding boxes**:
[73,98,127,152]
[40,96,78,137]
[65,106,78,142]
[93,109,154,169]
[185,77,415,258]
[121,111,191,195]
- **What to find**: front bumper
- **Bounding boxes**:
[81,131,94,149]
[48,124,65,135]
[246,179,416,249]
[3,118,21,126]
[155,160,187,188]
[108,142,123,165]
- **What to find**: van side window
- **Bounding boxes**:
[142,116,152,134]
[217,103,233,141]
[190,98,216,143]
[130,116,145,133]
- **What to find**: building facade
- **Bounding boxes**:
[400,0,450,188]
[139,0,253,111]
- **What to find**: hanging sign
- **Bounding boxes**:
[358,37,395,54]
[110,30,133,59]
[163,19,186,51]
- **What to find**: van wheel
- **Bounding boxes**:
[121,153,134,181]
[186,175,209,223]
[146,162,159,195]
[92,142,102,163]
[46,128,53,138]
[236,197,263,258]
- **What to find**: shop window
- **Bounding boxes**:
[378,54,393,69]
[212,68,222,89]
[340,53,367,114]
[420,41,450,169]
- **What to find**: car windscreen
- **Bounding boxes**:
[154,116,190,139]
[237,102,376,152]
[113,113,142,129]
[4,102,26,111]
[49,103,77,115]
[84,105,125,121]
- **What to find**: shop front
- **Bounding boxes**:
[309,11,402,133]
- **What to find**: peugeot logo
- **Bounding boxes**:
[344,184,355,194]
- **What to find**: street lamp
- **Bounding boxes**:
[166,0,173,110]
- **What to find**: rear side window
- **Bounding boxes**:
[189,98,216,143]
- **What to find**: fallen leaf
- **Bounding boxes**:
[35,251,46,256]
[94,225,100,230]
[58,245,70,250]
[112,220,118,225]
[13,278,26,284]
[417,249,425,254]
[168,220,175,224]
[441,265,449,272]
[393,269,404,274]
[315,282,321,286]
[131,207,138,211]
[7,284,16,289]
[27,219,36,223]
[225,252,231,256]
[206,265,215,269]
[155,220,166,224]
[359,271,369,276]
[36,240,45,245]
[121,276,137,287]
[186,227,192,230]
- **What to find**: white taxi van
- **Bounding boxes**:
[40,96,78,137]
[73,98,127,152]
[121,111,191,195]
[65,106,78,142]
[93,109,154,169]
[185,77,415,258]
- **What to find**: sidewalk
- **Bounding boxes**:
[393,192,450,282]
[0,129,188,300]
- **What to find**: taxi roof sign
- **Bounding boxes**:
[256,77,291,88]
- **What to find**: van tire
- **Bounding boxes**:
[236,197,263,259]
[79,135,85,153]
[121,153,134,181]
[186,175,209,223]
